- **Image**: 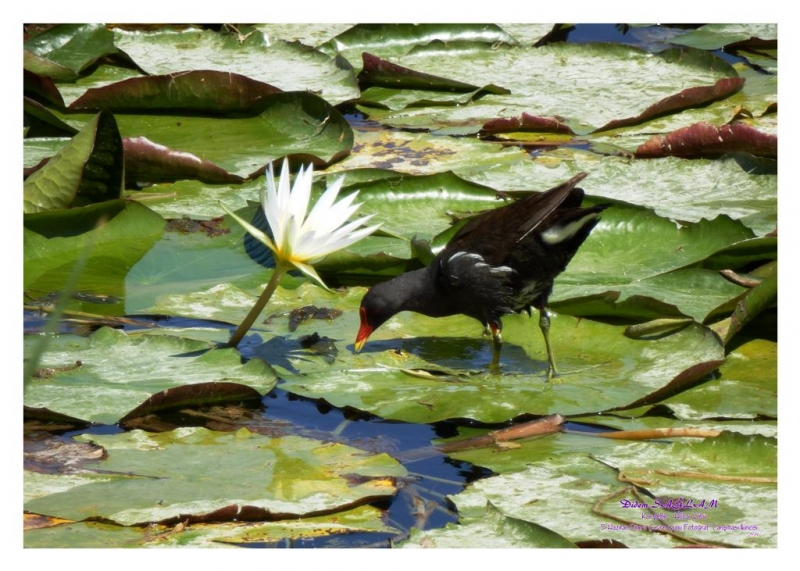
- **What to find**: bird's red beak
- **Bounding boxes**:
[354,306,373,353]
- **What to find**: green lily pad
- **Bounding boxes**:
[460,153,777,237]
[553,267,747,323]
[112,27,359,105]
[24,427,406,526]
[23,136,71,169]
[127,177,262,220]
[333,127,529,177]
[552,204,757,312]
[23,111,124,213]
[56,91,354,178]
[260,287,726,423]
[23,327,277,424]
[734,50,777,75]
[341,170,501,240]
[403,501,576,548]
[584,415,775,439]
[498,23,566,45]
[213,505,399,547]
[23,504,396,548]
[140,280,732,421]
[670,24,777,51]
[420,432,776,548]
[358,42,738,134]
[331,144,777,245]
[659,339,777,420]
[701,236,777,270]
[255,23,356,48]
[24,520,150,548]
[731,63,778,117]
[24,24,120,77]
[437,415,776,477]
[710,274,777,346]
[24,199,165,303]
[317,23,519,68]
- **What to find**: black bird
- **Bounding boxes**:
[354,173,606,378]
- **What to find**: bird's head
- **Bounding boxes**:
[354,268,432,353]
[354,283,397,353]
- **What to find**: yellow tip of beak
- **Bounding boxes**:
[354,336,367,354]
[354,307,372,354]
[354,324,372,354]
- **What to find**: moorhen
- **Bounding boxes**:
[354,172,606,378]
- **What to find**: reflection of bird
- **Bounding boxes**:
[355,173,606,378]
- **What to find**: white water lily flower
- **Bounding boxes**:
[221,158,380,347]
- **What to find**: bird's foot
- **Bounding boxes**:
[546,366,562,383]
[487,361,504,376]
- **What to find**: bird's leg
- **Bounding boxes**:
[488,322,503,369]
[537,305,558,380]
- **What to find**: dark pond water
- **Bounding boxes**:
[53,382,491,548]
[566,23,753,66]
[249,389,492,547]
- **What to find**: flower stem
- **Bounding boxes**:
[227,265,288,349]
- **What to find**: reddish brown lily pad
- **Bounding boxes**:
[635,121,777,159]
[70,69,283,113]
[597,77,745,132]
[24,69,65,108]
[480,112,575,135]
[118,381,263,429]
[24,406,92,431]
[605,360,725,412]
[358,52,509,95]
[124,136,244,186]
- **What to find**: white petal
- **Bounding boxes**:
[307,192,361,236]
[220,201,277,254]
[283,215,303,259]
[291,260,331,291]
[302,217,380,259]
[333,218,381,246]
[289,163,313,224]
[275,158,293,240]
[292,227,321,257]
[302,175,344,233]
[329,214,378,243]
[263,161,281,239]
[324,190,359,223]
[319,223,382,257]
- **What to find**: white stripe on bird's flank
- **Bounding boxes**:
[449,251,515,275]
[449,251,483,262]
[540,213,600,245]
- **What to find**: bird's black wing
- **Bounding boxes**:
[442,172,589,266]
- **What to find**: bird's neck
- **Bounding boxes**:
[382,267,455,318]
